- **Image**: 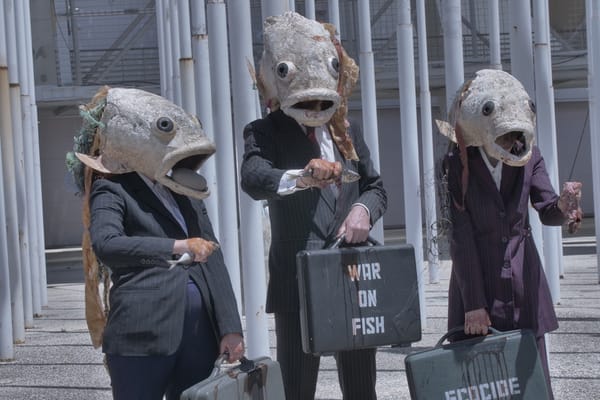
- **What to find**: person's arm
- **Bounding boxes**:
[89,179,174,269]
[529,147,565,226]
[336,123,387,243]
[350,124,387,225]
[240,121,288,200]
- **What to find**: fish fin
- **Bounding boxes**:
[435,119,457,143]
[75,153,113,174]
[246,57,257,87]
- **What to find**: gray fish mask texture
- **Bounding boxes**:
[436,69,536,167]
[76,88,216,200]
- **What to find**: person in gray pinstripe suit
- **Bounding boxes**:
[89,171,244,400]
[241,109,387,400]
[69,86,244,400]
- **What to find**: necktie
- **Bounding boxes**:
[306,126,320,156]
[306,126,317,145]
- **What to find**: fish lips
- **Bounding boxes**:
[281,89,340,127]
[156,144,216,200]
[486,129,534,167]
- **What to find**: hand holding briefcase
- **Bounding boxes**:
[296,237,421,355]
[181,354,286,400]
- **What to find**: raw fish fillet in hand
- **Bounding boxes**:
[558,181,583,234]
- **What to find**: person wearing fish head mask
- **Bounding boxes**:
[438,69,583,399]
[240,11,387,400]
[66,86,244,400]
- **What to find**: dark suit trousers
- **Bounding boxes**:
[275,312,377,400]
[106,280,218,400]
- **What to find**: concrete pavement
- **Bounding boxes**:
[1,221,599,399]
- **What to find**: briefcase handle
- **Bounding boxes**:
[435,325,502,347]
[209,352,256,378]
[329,235,382,249]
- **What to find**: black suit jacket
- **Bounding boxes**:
[240,110,387,313]
[89,172,242,356]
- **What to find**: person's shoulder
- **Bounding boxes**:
[91,172,136,192]
[244,109,295,138]
[444,145,462,163]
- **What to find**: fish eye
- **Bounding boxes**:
[276,62,289,78]
[156,117,175,133]
[274,61,296,81]
[328,57,340,77]
[481,101,495,116]
[529,100,536,114]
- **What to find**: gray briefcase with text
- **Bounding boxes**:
[296,240,421,355]
[404,327,550,400]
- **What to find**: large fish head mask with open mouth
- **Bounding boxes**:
[437,69,536,167]
[73,87,215,199]
[258,11,341,127]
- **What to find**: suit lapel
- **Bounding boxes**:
[173,194,201,238]
[126,173,188,236]
[500,164,524,210]
[469,148,504,209]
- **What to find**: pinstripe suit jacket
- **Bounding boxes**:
[89,172,242,356]
[445,145,562,337]
[240,110,387,313]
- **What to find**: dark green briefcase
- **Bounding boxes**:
[296,238,421,355]
[404,327,549,399]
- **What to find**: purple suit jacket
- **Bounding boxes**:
[445,145,563,338]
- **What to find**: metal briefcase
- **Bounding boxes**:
[404,327,550,400]
[180,355,286,400]
[296,239,421,354]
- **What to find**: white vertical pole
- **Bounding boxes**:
[305,0,315,20]
[156,0,168,97]
[509,0,535,93]
[7,2,35,326]
[0,0,15,361]
[441,0,465,108]
[191,0,220,235]
[15,0,39,318]
[169,1,182,106]
[227,0,270,358]
[2,0,26,341]
[416,0,440,284]
[177,0,196,114]
[488,0,502,70]
[533,0,562,302]
[357,0,383,243]
[207,0,242,312]
[261,0,289,21]
[162,0,174,101]
[586,0,600,283]
[328,0,340,34]
[23,0,47,306]
[397,0,426,326]
[508,0,545,280]
[288,0,295,12]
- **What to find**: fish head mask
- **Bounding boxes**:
[258,11,341,127]
[71,87,215,200]
[437,69,536,167]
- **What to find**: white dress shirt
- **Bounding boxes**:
[479,147,503,191]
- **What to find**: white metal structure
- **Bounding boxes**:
[1,0,598,361]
